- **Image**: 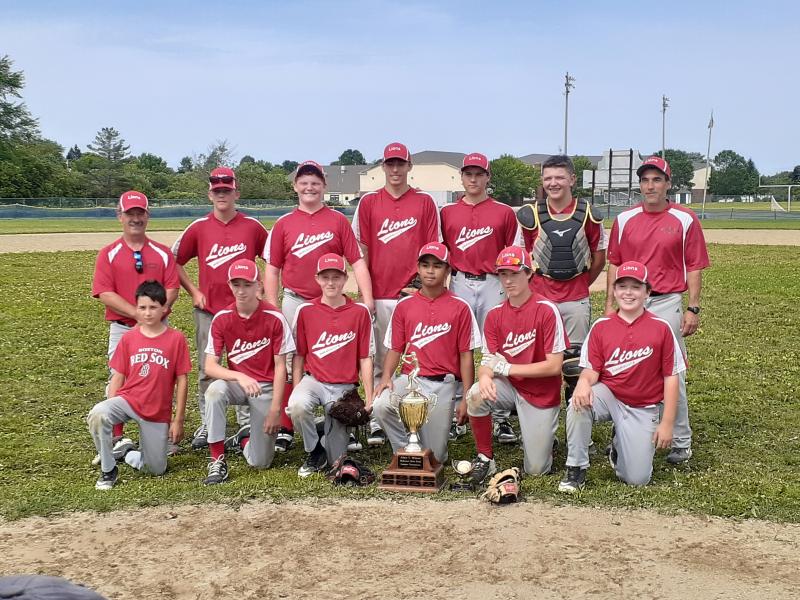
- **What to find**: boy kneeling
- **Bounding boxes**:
[559,261,686,492]
[202,259,294,485]
[287,253,374,477]
[88,280,191,490]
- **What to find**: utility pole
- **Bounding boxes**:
[563,72,575,156]
[701,110,714,219]
[661,94,670,158]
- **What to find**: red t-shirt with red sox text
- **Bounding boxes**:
[580,310,686,407]
[92,237,180,326]
[607,203,710,294]
[483,295,568,409]
[172,212,268,315]
[385,290,481,379]
[293,297,374,384]
[266,206,363,299]
[205,300,295,382]
[109,326,192,423]
[523,199,607,303]
[440,197,523,275]
[353,188,441,299]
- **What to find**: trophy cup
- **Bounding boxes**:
[378,352,445,492]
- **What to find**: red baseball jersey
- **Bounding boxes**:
[172,212,268,315]
[293,297,374,384]
[353,188,441,299]
[385,290,481,379]
[205,300,295,383]
[266,206,363,299]
[483,295,568,409]
[524,199,607,302]
[440,197,523,275]
[92,237,180,326]
[580,310,686,407]
[109,326,192,423]
[607,204,710,294]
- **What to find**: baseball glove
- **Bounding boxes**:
[481,467,521,504]
[326,454,376,486]
[329,388,371,427]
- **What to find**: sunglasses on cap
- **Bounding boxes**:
[209,175,235,185]
[133,250,143,274]
[497,256,522,266]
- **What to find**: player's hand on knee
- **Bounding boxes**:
[652,422,673,449]
[373,379,392,401]
[264,409,281,435]
[236,374,262,397]
[478,375,497,402]
[571,382,593,411]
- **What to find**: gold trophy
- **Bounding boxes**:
[378,352,445,492]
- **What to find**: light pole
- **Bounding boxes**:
[563,72,575,156]
[661,94,669,158]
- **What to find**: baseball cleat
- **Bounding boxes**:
[367,428,386,447]
[298,444,328,478]
[608,442,618,471]
[275,428,294,453]
[95,465,119,491]
[493,419,517,444]
[449,420,467,441]
[347,432,363,452]
[224,425,251,454]
[112,437,136,462]
[558,466,587,493]
[666,447,692,465]
[469,453,497,485]
[203,455,229,485]
[191,424,209,450]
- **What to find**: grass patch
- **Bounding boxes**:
[0,246,798,521]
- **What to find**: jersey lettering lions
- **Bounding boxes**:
[294,297,373,384]
[205,242,247,269]
[454,226,494,251]
[605,345,654,375]
[377,217,418,244]
[291,231,335,258]
[385,291,481,379]
[228,337,271,364]
[502,329,537,357]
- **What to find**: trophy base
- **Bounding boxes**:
[379,448,444,493]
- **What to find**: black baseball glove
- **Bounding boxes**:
[329,388,371,427]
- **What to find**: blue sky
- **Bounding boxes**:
[2,0,798,172]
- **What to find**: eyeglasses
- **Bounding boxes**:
[133,250,143,274]
[209,175,235,185]
[496,256,522,266]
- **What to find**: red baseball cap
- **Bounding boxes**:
[227,258,259,282]
[636,156,671,180]
[119,190,149,213]
[209,167,237,191]
[495,246,533,272]
[462,152,490,173]
[418,242,449,264]
[295,160,327,182]
[614,261,648,284]
[316,253,346,274]
[383,142,410,162]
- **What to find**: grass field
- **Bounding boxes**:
[0,245,798,522]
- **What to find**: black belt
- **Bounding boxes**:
[649,291,675,297]
[453,270,487,281]
[112,320,132,327]
[420,374,461,383]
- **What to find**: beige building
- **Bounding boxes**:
[359,151,466,206]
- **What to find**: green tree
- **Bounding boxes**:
[236,161,294,200]
[489,154,540,206]
[0,55,38,142]
[791,166,800,184]
[652,149,696,191]
[66,145,82,161]
[87,127,130,162]
[281,160,299,173]
[177,156,194,173]
[197,139,235,171]
[572,156,593,198]
[0,138,77,197]
[708,150,760,196]
[333,149,366,165]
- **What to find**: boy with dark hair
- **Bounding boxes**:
[87,280,191,490]
[559,261,686,491]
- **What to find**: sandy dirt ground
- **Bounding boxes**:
[1,499,798,600]
[2,229,799,599]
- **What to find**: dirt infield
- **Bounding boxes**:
[1,499,798,600]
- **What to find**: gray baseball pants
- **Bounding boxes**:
[645,293,691,449]
[556,297,591,346]
[467,376,560,475]
[372,374,457,464]
[370,298,399,433]
[87,396,168,475]
[287,374,354,464]
[566,382,662,486]
[205,380,276,468]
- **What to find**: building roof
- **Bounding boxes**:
[410,150,466,168]
[519,153,603,168]
[321,164,366,194]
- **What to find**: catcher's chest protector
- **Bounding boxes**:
[532,198,592,281]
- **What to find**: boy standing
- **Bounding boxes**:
[287,253,374,477]
[466,247,568,484]
[201,259,294,485]
[372,242,481,464]
[87,281,191,490]
[559,261,686,491]
[172,167,269,449]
